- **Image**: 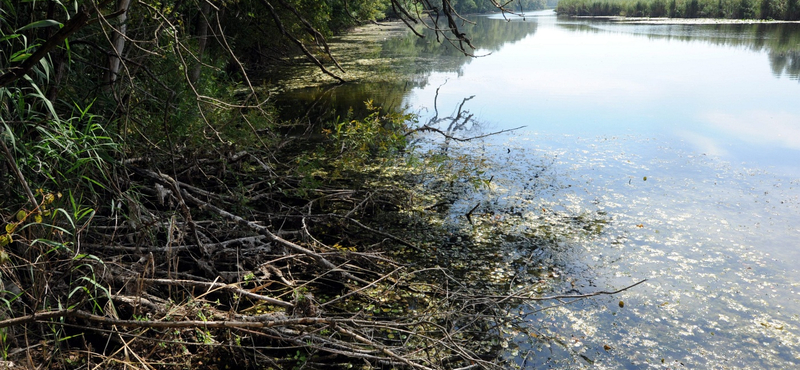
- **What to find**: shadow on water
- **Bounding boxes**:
[274,81,413,123]
[403,95,655,368]
[407,92,615,304]
[769,50,800,79]
[273,15,540,124]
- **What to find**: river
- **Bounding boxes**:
[280,10,800,369]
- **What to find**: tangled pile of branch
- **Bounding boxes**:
[0,115,647,370]
[0,137,513,369]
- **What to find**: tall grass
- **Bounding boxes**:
[556,0,800,19]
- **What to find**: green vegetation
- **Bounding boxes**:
[448,0,548,13]
[556,0,800,19]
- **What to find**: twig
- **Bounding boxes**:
[0,309,330,329]
[258,0,346,83]
[333,214,425,252]
[0,131,38,208]
[320,266,404,308]
[138,278,293,308]
[465,203,480,225]
[408,125,527,142]
[180,188,369,285]
[477,279,648,301]
[336,325,436,370]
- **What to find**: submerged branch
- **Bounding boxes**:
[408,125,527,142]
[480,279,648,302]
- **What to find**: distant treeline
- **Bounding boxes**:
[556,0,800,19]
[442,0,547,13]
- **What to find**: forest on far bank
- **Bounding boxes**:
[556,0,800,19]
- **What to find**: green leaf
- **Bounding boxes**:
[9,52,31,63]
[0,34,22,42]
[16,19,62,32]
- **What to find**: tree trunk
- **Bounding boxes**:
[106,0,132,90]
[190,1,212,85]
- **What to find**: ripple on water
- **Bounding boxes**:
[468,132,800,368]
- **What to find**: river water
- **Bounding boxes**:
[281,10,800,369]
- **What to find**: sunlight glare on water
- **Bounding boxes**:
[490,133,800,368]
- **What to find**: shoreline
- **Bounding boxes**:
[566,15,800,24]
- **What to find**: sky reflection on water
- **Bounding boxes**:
[406,11,800,177]
[279,11,800,367]
[401,11,800,368]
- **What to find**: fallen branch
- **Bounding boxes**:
[477,279,648,302]
[139,278,293,308]
[337,325,436,370]
[408,124,527,142]
[128,166,369,284]
[0,309,327,330]
[333,214,425,253]
[180,188,369,285]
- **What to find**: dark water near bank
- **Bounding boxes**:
[282,11,800,368]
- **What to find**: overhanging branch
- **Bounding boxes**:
[0,7,92,88]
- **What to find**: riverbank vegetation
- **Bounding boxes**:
[0,0,636,368]
[556,0,800,19]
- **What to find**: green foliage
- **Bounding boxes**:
[436,0,548,13]
[292,100,411,192]
[789,0,800,18]
[736,0,758,17]
[556,0,800,18]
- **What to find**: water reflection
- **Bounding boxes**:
[556,20,800,80]
[769,51,800,79]
[496,134,800,368]
[400,14,800,368]
[276,12,800,367]
[701,110,800,149]
[404,11,800,177]
[273,16,539,123]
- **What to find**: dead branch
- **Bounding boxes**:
[409,124,527,142]
[179,186,369,285]
[0,309,328,330]
[258,0,346,83]
[475,279,648,302]
[138,278,293,308]
[332,214,425,253]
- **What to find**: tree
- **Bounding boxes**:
[789,0,800,19]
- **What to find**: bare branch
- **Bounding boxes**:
[138,278,293,308]
[258,0,346,83]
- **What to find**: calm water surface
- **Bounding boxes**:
[287,10,800,368]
